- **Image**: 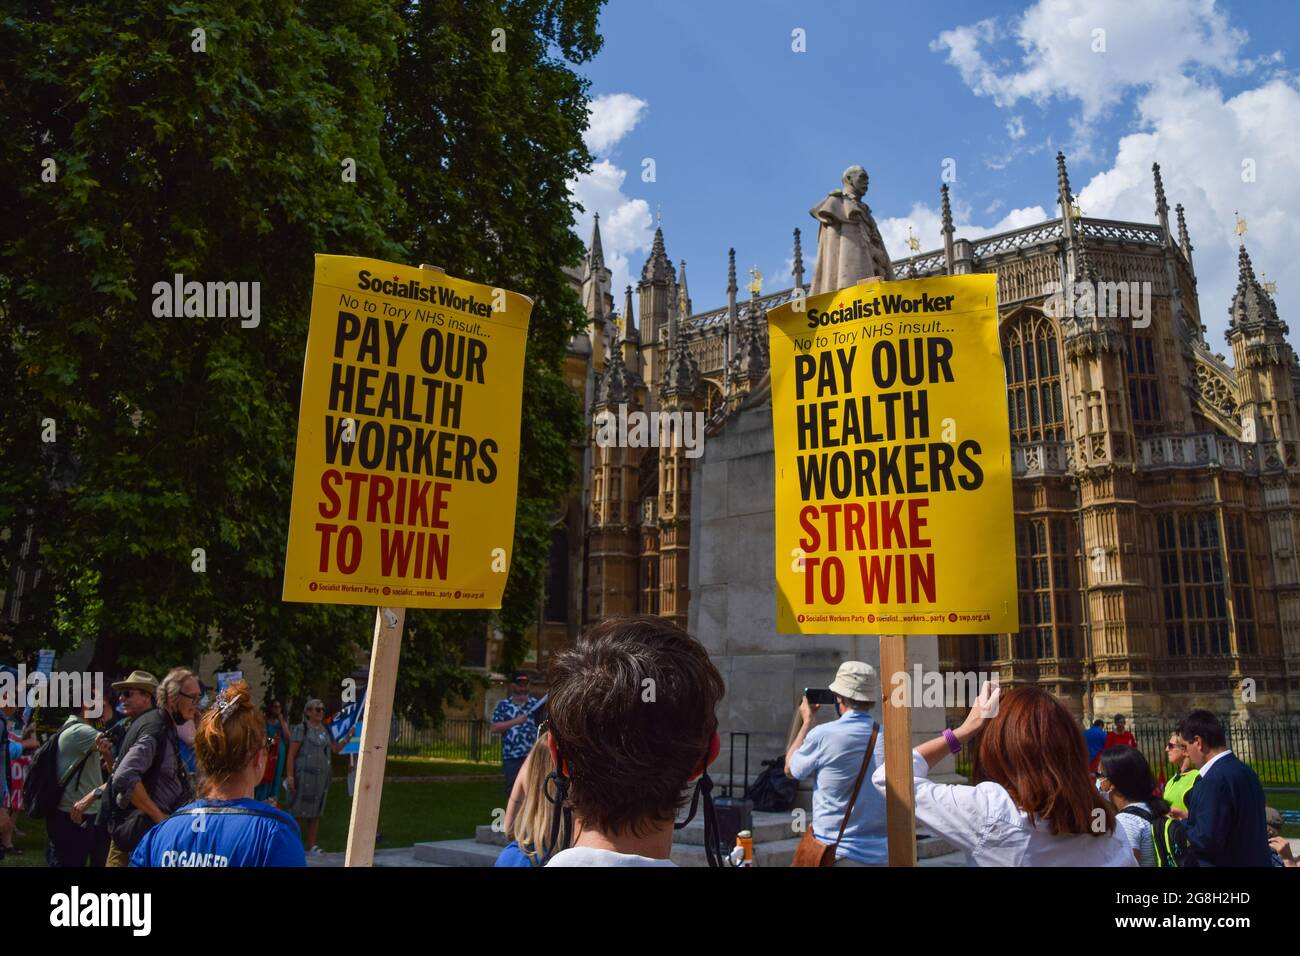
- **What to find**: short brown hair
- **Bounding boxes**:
[975,686,1115,836]
[195,680,264,798]
[547,616,725,837]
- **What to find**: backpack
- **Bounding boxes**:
[24,725,95,820]
[1119,804,1192,868]
[747,756,798,812]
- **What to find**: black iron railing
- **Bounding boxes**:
[390,717,501,763]
[954,717,1300,786]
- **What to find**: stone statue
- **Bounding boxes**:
[809,165,894,295]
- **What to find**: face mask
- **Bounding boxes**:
[177,719,196,747]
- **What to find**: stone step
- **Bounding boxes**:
[475,825,510,846]
[672,836,803,867]
[916,833,957,858]
[413,838,503,867]
[413,834,960,867]
[473,815,957,857]
[673,809,797,846]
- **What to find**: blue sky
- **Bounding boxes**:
[571,0,1300,348]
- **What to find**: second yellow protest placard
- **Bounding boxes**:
[768,273,1017,635]
[282,255,530,609]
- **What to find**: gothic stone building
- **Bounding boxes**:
[558,154,1300,719]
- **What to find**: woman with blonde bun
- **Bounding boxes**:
[131,681,306,867]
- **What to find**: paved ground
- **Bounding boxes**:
[307,847,444,867]
[307,840,1299,868]
[308,845,969,867]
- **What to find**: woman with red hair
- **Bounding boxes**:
[872,683,1135,866]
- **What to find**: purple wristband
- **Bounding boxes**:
[942,728,962,754]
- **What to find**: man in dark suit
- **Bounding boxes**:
[1177,710,1271,867]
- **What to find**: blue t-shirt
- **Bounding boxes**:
[495,840,542,867]
[1084,726,1107,763]
[130,798,306,868]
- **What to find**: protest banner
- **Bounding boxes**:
[767,273,1017,635]
[282,257,532,865]
[282,254,531,609]
[768,273,1017,865]
[21,649,55,725]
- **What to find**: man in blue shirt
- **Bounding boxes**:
[1084,718,1107,774]
[784,661,887,866]
[491,673,539,797]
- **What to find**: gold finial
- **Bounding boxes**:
[1261,273,1278,295]
[1235,211,1247,237]
[1069,201,1082,220]
[906,225,920,253]
[748,266,763,296]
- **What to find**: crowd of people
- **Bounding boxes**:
[487,616,1296,869]
[4,666,355,867]
[4,619,1296,869]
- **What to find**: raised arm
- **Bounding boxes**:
[784,697,820,779]
[871,683,1001,855]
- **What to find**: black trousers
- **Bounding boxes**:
[46,809,111,867]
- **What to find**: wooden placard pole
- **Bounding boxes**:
[881,633,916,867]
[344,606,405,866]
[344,263,440,868]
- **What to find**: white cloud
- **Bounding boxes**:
[1007,115,1027,140]
[931,0,1248,122]
[933,0,1298,345]
[570,94,654,303]
[582,93,648,156]
[878,200,1051,259]
[1075,74,1300,346]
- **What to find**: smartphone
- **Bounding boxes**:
[804,688,837,706]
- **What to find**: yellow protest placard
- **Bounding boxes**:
[768,273,1017,635]
[282,255,530,609]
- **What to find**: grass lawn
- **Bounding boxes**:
[314,778,502,851]
[1263,789,1300,838]
[1,813,50,868]
[348,756,500,777]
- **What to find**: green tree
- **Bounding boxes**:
[0,0,602,718]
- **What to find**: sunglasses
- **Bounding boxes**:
[1165,742,1184,750]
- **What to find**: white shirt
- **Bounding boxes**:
[873,751,1137,867]
[545,847,676,867]
[1114,802,1157,867]
[1198,749,1233,779]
